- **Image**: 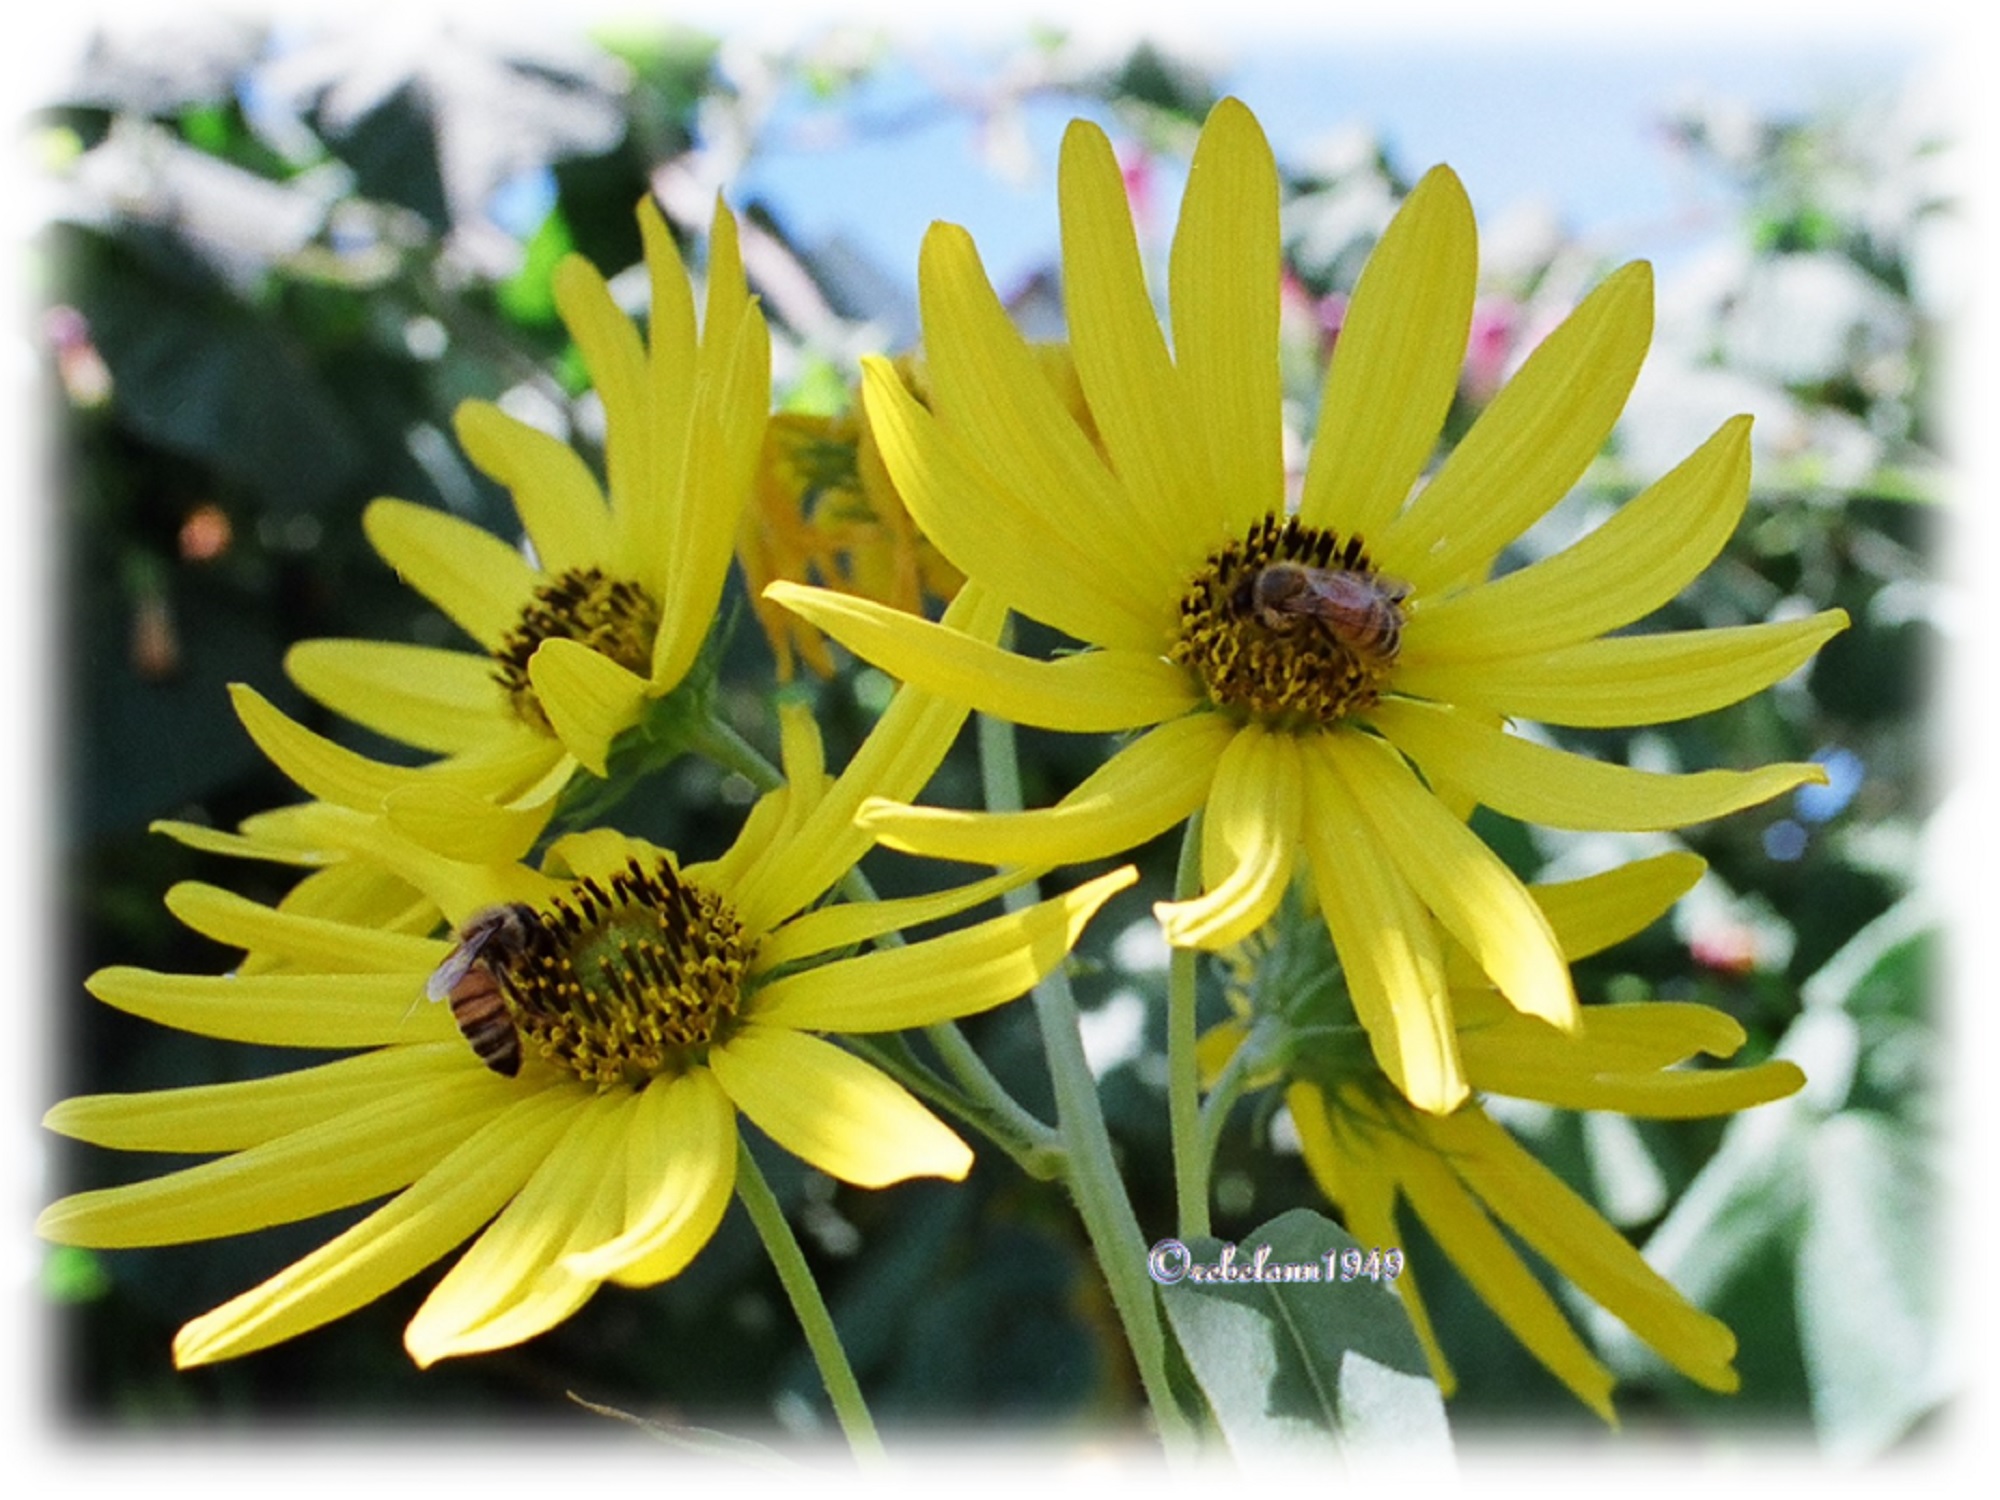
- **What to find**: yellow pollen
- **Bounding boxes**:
[1170,515,1408,727]
[484,857,753,1089]
[493,567,662,732]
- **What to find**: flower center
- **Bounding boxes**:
[481,857,754,1088]
[493,567,662,733]
[1170,515,1409,727]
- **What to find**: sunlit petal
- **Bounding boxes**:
[859,711,1233,869]
[1170,98,1284,538]
[363,498,537,651]
[1298,748,1465,1114]
[1154,724,1301,950]
[1377,263,1654,594]
[711,1026,972,1187]
[1373,698,1828,831]
[754,867,1135,1032]
[766,582,1197,732]
[1300,166,1477,540]
[170,1087,578,1368]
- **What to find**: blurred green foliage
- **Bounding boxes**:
[38,18,1947,1454]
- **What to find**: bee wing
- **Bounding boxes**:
[1300,569,1378,612]
[425,944,480,1003]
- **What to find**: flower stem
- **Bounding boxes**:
[1198,1026,1256,1166]
[976,710,1196,1453]
[689,713,787,793]
[1167,814,1208,1241]
[733,1137,885,1464]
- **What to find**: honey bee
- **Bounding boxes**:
[1241,561,1411,658]
[426,904,535,1077]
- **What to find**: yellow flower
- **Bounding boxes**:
[767,98,1844,1116]
[40,593,1135,1368]
[286,195,770,787]
[738,360,963,681]
[1214,853,1804,1422]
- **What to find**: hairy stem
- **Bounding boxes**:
[734,1138,884,1463]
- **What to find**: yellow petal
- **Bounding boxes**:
[1382,1117,1618,1422]
[263,856,437,940]
[1529,852,1707,960]
[1291,1085,1456,1397]
[757,865,1040,972]
[1377,262,1654,595]
[565,1069,737,1286]
[1298,754,1466,1114]
[920,222,1177,611]
[229,683,542,813]
[193,799,545,937]
[1457,990,1750,1071]
[776,695,829,792]
[553,255,650,549]
[163,882,442,972]
[637,200,698,594]
[859,710,1234,869]
[171,1086,578,1367]
[766,583,1197,733]
[38,1067,520,1249]
[754,866,1136,1032]
[1433,1108,1740,1391]
[1154,725,1302,950]
[1058,118,1212,564]
[82,965,451,1051]
[1395,612,1850,728]
[1467,1052,1806,1119]
[699,782,794,899]
[1170,97,1283,539]
[363,497,537,651]
[526,638,648,777]
[234,856,438,988]
[652,306,770,690]
[44,1042,466,1153]
[696,195,752,411]
[1399,416,1753,659]
[404,1092,634,1365]
[860,355,1164,652]
[149,817,333,867]
[285,639,513,756]
[452,399,612,575]
[227,683,418,813]
[1322,732,1576,1032]
[709,1025,972,1187]
[382,781,552,867]
[1299,165,1478,540]
[731,583,1008,931]
[1196,1019,1250,1092]
[1372,698,1828,831]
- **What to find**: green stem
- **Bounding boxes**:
[688,713,787,793]
[976,711,1196,1453]
[1197,1027,1257,1168]
[919,1021,1065,1171]
[830,862,1065,1173]
[1166,814,1208,1241]
[734,1138,884,1464]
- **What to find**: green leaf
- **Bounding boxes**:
[1796,1111,1944,1458]
[1156,1208,1453,1464]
